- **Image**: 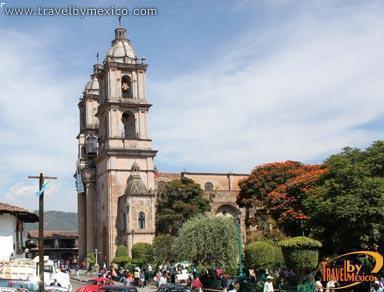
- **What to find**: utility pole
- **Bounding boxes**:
[28,173,57,292]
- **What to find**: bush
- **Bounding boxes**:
[278,236,322,283]
[274,245,285,268]
[115,245,128,257]
[132,242,153,265]
[245,241,275,270]
[112,245,131,266]
[176,215,238,272]
[87,252,95,266]
[153,235,178,264]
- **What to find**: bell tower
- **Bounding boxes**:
[95,26,157,261]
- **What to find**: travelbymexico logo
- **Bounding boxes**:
[314,251,383,289]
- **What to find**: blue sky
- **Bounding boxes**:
[0,0,383,211]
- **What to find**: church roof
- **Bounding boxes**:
[106,27,136,63]
[84,74,99,95]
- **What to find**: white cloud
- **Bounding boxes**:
[150,1,384,172]
[0,27,83,211]
[4,180,62,211]
[1,1,384,212]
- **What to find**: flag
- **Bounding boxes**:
[75,166,85,194]
[35,182,49,196]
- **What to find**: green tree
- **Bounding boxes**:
[303,143,384,254]
[156,177,211,236]
[87,252,96,266]
[176,215,238,273]
[132,243,154,265]
[245,241,275,270]
[279,236,322,283]
[112,245,131,266]
[152,235,178,264]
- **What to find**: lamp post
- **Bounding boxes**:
[235,210,244,278]
[94,249,100,272]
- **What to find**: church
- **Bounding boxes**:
[76,25,248,262]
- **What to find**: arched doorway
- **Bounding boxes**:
[215,204,238,218]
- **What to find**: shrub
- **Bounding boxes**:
[115,245,128,257]
[245,241,275,270]
[132,242,154,265]
[112,245,131,266]
[153,235,178,264]
[279,236,322,283]
[87,252,96,266]
[274,245,285,267]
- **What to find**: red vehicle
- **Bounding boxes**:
[76,278,113,292]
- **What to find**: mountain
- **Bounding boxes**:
[24,211,78,231]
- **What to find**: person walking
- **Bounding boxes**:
[159,272,167,287]
[263,276,274,292]
[191,275,204,292]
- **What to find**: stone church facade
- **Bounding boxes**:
[76,26,248,262]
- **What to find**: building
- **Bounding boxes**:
[26,231,78,262]
[0,202,39,262]
[76,25,249,262]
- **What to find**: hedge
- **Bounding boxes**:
[245,241,276,270]
[132,242,154,265]
[278,236,322,276]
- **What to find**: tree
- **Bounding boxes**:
[112,245,131,266]
[279,236,322,283]
[303,144,384,254]
[86,252,96,266]
[156,177,211,236]
[245,241,276,270]
[176,215,238,272]
[237,161,326,235]
[152,235,178,264]
[132,243,154,265]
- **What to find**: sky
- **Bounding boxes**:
[0,0,383,212]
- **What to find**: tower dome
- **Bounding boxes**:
[84,74,99,95]
[124,163,147,195]
[106,27,136,63]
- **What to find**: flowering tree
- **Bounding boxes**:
[237,161,327,235]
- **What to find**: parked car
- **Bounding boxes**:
[97,286,138,292]
[75,278,113,292]
[157,284,192,292]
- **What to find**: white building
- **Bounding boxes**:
[0,203,38,262]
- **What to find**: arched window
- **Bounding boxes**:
[138,212,145,229]
[121,75,132,98]
[204,182,214,191]
[122,111,136,139]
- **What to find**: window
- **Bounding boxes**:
[204,182,214,191]
[121,75,132,98]
[122,111,136,139]
[138,212,145,229]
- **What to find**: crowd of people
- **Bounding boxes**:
[98,262,152,288]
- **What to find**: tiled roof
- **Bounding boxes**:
[0,202,39,222]
[28,231,78,238]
